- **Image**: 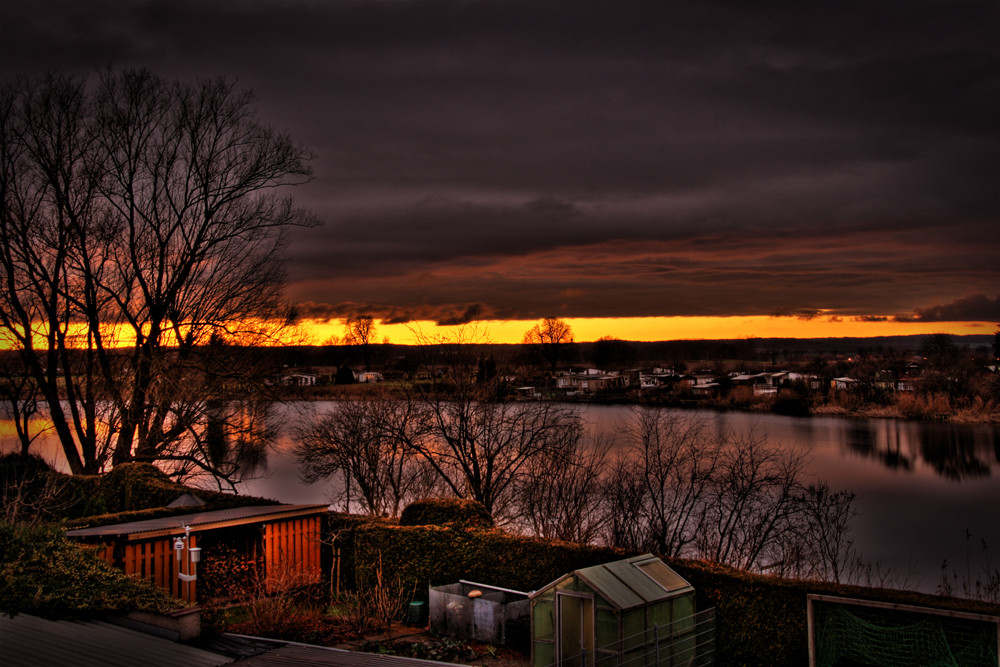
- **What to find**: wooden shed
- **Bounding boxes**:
[66,504,328,604]
[530,554,704,667]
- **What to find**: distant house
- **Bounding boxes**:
[788,372,823,391]
[832,377,857,390]
[690,382,721,397]
[281,372,317,386]
[639,368,680,389]
[731,372,772,394]
[555,370,626,393]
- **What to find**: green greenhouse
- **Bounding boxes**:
[530,554,706,667]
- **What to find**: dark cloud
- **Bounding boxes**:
[292,300,498,327]
[895,294,1000,323]
[4,1,997,323]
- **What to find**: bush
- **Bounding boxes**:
[1,454,67,524]
[896,392,952,420]
[772,391,812,417]
[98,463,184,511]
[398,498,494,530]
[0,520,181,619]
[351,522,623,594]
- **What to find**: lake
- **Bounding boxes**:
[3,401,998,595]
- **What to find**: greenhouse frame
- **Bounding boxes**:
[530,554,710,667]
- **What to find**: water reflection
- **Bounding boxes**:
[839,418,996,480]
[920,427,991,481]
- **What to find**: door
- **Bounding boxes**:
[557,592,595,667]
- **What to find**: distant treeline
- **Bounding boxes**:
[242,333,995,372]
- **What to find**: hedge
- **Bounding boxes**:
[46,463,281,526]
[398,497,495,530]
[333,517,1000,666]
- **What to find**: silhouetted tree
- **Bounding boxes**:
[402,326,583,519]
[344,315,377,370]
[523,317,574,372]
[1,69,313,482]
[293,394,435,516]
[0,355,45,457]
[513,432,613,544]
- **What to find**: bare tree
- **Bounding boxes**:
[293,393,435,516]
[523,317,574,372]
[514,431,614,544]
[601,408,834,577]
[622,408,721,557]
[344,315,377,370]
[398,325,583,520]
[698,426,808,570]
[0,355,47,457]
[791,483,860,583]
[1,69,314,482]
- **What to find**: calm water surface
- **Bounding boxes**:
[4,401,998,594]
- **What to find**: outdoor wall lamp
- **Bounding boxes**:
[174,525,201,582]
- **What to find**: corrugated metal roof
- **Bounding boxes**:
[66,504,330,540]
[231,643,468,666]
[233,644,468,667]
[0,617,470,667]
[561,554,693,610]
[0,614,231,667]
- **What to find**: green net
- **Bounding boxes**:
[815,603,998,667]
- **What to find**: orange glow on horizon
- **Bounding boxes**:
[297,315,994,346]
[3,316,991,351]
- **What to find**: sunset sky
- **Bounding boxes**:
[3,0,998,345]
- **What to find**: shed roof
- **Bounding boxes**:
[0,614,229,667]
[533,554,693,611]
[0,615,467,667]
[66,504,329,541]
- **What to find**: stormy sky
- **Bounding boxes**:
[3,0,998,331]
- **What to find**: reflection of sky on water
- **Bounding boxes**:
[3,401,998,595]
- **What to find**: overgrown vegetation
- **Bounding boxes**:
[399,498,494,530]
[0,520,180,619]
[1,456,279,528]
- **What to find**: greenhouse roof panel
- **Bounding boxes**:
[572,554,692,610]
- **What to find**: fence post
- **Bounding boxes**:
[653,623,659,667]
[582,648,587,667]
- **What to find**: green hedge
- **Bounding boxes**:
[46,463,280,525]
[335,517,1000,666]
[0,521,181,619]
[399,497,494,530]
[350,522,625,595]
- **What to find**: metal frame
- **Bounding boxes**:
[806,593,1000,667]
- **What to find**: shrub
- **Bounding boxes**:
[97,463,186,511]
[398,498,494,530]
[0,520,180,619]
[896,392,952,420]
[0,454,69,524]
[772,390,812,417]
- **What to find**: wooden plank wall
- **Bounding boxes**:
[264,516,321,591]
[120,536,197,604]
